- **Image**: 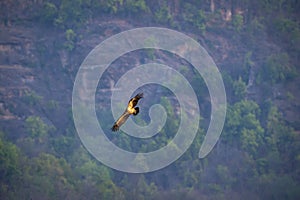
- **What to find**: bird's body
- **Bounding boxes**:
[111,93,143,131]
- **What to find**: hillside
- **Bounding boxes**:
[0,0,300,199]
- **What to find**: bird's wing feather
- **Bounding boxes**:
[111,111,130,131]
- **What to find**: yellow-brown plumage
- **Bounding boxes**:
[111,93,143,131]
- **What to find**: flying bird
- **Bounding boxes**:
[111,93,143,131]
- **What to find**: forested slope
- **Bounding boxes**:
[0,0,299,199]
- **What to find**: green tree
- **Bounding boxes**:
[123,175,157,200]
[258,53,297,84]
[215,164,235,190]
[0,135,21,198]
[25,116,50,138]
[64,29,77,51]
[123,0,149,15]
[98,0,124,14]
[54,0,91,29]
[74,158,124,199]
[160,97,179,138]
[39,2,58,24]
[182,3,206,34]
[23,153,76,199]
[256,174,300,200]
[232,14,244,32]
[75,160,111,183]
[273,17,300,52]
[232,77,247,101]
[22,90,43,106]
[99,179,125,200]
[264,105,300,172]
[154,4,173,24]
[224,100,264,158]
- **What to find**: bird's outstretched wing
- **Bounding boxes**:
[111,111,130,131]
[111,93,143,132]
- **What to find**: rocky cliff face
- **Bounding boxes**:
[1,15,299,139]
[0,19,137,138]
[0,0,300,139]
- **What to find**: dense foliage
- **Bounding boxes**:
[0,0,299,199]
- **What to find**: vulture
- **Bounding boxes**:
[111,93,143,131]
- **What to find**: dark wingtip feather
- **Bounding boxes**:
[111,124,119,132]
[136,93,143,99]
